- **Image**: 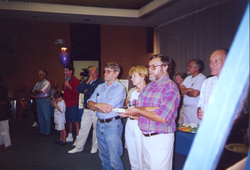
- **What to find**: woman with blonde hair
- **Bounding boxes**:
[123,65,148,170]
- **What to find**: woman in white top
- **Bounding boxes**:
[124,65,148,170]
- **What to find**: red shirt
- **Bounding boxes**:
[63,75,80,108]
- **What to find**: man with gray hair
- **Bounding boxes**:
[68,66,103,154]
[179,59,206,125]
[87,62,126,170]
[31,70,51,136]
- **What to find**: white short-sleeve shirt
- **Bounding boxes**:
[182,73,207,106]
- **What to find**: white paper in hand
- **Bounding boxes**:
[113,108,126,113]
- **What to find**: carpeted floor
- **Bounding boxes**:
[0,117,131,170]
[1,114,248,170]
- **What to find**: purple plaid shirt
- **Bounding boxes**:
[137,75,180,134]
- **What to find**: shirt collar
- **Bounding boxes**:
[40,79,47,83]
[104,79,119,88]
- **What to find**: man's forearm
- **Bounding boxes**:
[138,108,167,124]
[127,107,166,124]
[179,85,190,95]
[186,89,200,97]
[33,90,42,95]
[87,101,103,113]
[87,101,96,111]
[87,101,113,114]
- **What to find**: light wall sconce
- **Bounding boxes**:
[61,47,68,52]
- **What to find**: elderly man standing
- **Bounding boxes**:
[68,66,103,154]
[87,62,126,170]
[179,59,206,125]
[125,54,180,170]
[32,70,51,136]
[64,65,80,143]
[197,49,228,119]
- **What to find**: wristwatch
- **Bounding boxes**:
[94,103,98,109]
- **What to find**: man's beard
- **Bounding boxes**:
[149,73,160,82]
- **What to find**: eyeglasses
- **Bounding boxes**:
[103,70,115,74]
[187,65,197,68]
[146,64,166,70]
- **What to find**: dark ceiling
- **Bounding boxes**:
[0,0,221,27]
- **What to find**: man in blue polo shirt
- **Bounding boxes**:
[87,62,126,170]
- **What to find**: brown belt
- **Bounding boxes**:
[142,132,160,137]
[98,116,120,123]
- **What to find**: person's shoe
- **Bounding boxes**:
[66,137,73,142]
[90,148,98,154]
[58,142,67,146]
[68,147,83,154]
[32,122,39,127]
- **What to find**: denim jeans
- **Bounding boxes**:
[36,98,51,135]
[96,118,124,170]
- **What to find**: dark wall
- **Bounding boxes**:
[0,20,71,93]
[70,23,100,61]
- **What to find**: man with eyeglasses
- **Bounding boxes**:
[31,70,51,136]
[87,62,126,170]
[68,66,103,154]
[178,59,206,125]
[124,54,180,170]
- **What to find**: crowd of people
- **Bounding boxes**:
[0,48,248,170]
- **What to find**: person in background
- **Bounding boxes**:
[68,66,103,154]
[63,65,80,143]
[50,82,60,100]
[32,70,51,136]
[0,74,11,152]
[173,71,188,125]
[15,84,29,120]
[174,72,188,88]
[79,72,85,83]
[123,54,180,170]
[122,65,148,170]
[127,65,137,91]
[50,82,60,129]
[30,88,39,127]
[179,59,206,125]
[52,91,67,146]
[87,62,126,170]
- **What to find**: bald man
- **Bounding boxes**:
[197,49,228,120]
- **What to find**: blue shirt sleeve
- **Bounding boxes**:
[87,80,126,119]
